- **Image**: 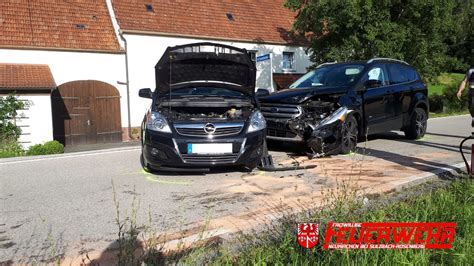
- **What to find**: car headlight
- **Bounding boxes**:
[318,107,349,127]
[247,110,266,133]
[146,111,171,133]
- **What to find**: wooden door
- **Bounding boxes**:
[52,80,122,146]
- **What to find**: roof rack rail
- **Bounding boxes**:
[367,58,409,65]
[316,61,338,68]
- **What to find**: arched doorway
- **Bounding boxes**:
[52,80,122,146]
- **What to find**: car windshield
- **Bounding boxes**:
[164,87,246,98]
[289,64,365,89]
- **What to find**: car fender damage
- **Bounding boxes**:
[266,93,356,157]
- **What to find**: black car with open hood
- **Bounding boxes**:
[139,43,266,172]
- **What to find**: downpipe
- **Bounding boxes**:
[119,32,132,140]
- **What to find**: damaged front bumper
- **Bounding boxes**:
[267,106,352,154]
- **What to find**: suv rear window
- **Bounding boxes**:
[387,64,419,84]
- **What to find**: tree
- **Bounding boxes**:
[0,94,25,139]
[285,0,470,79]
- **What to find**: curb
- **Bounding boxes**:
[389,162,466,191]
[0,146,141,165]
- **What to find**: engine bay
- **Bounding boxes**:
[160,105,253,121]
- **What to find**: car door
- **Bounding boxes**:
[361,64,394,134]
[386,63,412,129]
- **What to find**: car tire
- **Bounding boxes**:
[140,153,155,173]
[246,138,268,170]
[404,107,427,140]
[340,115,358,154]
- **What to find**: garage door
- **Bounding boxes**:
[51,80,122,146]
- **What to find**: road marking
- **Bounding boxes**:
[145,175,192,185]
[0,147,141,165]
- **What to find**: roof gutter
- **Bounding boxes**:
[106,0,131,140]
[0,45,123,54]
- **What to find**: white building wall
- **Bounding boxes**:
[0,38,311,130]
[124,34,312,127]
[0,49,128,127]
[13,94,54,148]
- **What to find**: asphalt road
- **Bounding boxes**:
[0,115,471,263]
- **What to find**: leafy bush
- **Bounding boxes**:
[428,94,445,113]
[0,94,25,139]
[0,135,24,158]
[27,140,64,156]
[0,94,26,157]
[429,84,468,114]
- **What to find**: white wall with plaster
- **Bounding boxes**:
[11,94,54,148]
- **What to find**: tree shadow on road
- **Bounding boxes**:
[359,146,463,175]
[368,131,472,154]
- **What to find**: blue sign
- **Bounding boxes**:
[256,54,270,62]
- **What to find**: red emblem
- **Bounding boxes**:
[297,223,319,249]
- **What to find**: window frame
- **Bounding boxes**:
[282,51,295,71]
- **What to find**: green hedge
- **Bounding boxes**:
[26,140,64,156]
[429,84,468,113]
[0,136,24,158]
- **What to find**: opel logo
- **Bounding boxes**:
[204,123,216,134]
[271,107,279,113]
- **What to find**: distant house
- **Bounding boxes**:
[112,0,311,126]
[0,0,311,147]
[0,64,56,147]
[0,1,126,146]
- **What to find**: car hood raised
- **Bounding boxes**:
[155,42,256,95]
[259,86,348,104]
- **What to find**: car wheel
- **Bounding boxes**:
[247,138,268,170]
[140,153,154,173]
[340,115,358,154]
[404,107,427,140]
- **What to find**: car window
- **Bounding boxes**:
[289,64,364,89]
[367,67,386,83]
[403,65,419,82]
[387,64,410,84]
[365,65,388,87]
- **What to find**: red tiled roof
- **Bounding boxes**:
[113,0,307,45]
[0,63,56,89]
[0,0,120,52]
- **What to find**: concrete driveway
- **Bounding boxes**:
[0,115,471,263]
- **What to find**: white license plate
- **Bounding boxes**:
[187,143,232,154]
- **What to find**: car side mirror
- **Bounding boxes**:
[139,88,153,99]
[365,79,382,89]
[256,88,270,97]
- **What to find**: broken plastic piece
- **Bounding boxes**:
[257,154,317,172]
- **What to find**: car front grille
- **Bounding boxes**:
[267,128,297,138]
[181,154,239,164]
[260,103,302,119]
[174,122,244,137]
